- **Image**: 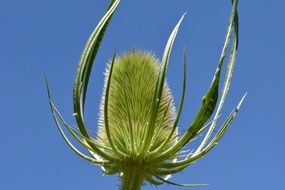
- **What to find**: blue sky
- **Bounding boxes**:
[0,0,284,189]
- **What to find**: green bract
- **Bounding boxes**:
[46,0,245,189]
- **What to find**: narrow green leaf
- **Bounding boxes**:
[155,176,208,187]
[195,0,239,153]
[150,48,187,156]
[45,78,105,165]
[46,77,117,162]
[149,99,172,151]
[104,52,127,158]
[157,93,246,169]
[146,176,164,186]
[150,0,239,163]
[73,0,120,143]
[154,166,188,176]
[61,119,112,151]
[139,13,186,155]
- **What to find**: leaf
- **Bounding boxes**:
[151,0,239,163]
[150,48,187,156]
[195,0,239,153]
[103,51,127,157]
[139,13,186,155]
[73,0,120,141]
[157,93,246,170]
[155,175,208,187]
[45,77,105,165]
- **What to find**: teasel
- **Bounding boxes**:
[46,0,245,189]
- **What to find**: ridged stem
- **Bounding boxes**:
[120,162,144,190]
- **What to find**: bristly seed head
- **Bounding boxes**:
[98,51,177,159]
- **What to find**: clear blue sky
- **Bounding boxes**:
[1,0,284,189]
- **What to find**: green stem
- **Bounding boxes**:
[120,163,144,190]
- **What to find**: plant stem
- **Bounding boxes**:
[120,162,144,190]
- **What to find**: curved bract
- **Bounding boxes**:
[46,0,244,189]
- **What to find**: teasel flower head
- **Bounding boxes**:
[46,0,245,189]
